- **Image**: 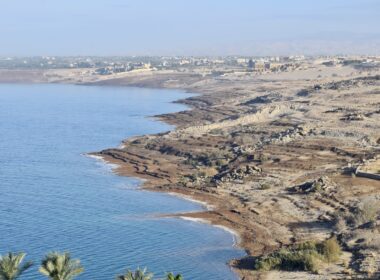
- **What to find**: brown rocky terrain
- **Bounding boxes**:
[92,65,380,279]
[1,62,380,279]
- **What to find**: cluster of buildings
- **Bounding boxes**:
[90,56,307,75]
[95,62,152,75]
[1,55,378,75]
[235,56,305,73]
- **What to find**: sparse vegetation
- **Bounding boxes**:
[209,128,224,135]
[39,252,83,280]
[358,199,380,223]
[260,183,271,190]
[349,198,380,226]
[255,237,342,273]
[200,167,219,177]
[0,252,183,280]
[313,182,323,193]
[166,272,183,280]
[0,252,33,280]
[320,236,341,263]
[116,268,153,280]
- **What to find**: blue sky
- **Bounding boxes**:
[1,0,379,56]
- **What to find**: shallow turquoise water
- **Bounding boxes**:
[0,84,245,280]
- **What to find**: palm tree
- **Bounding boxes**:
[39,252,83,280]
[0,252,33,280]
[166,272,183,280]
[116,267,153,280]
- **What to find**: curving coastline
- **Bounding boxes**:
[2,66,380,279]
[89,86,251,278]
[86,83,249,279]
[89,68,380,279]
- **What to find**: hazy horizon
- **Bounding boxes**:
[1,0,379,56]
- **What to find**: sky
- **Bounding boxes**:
[0,0,379,56]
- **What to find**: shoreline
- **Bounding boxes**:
[2,66,380,279]
[82,85,248,278]
[82,80,253,278]
[88,150,241,248]
[89,84,256,278]
[94,152,253,279]
[86,88,249,277]
[166,192,214,211]
[178,216,241,247]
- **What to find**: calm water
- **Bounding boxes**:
[0,84,244,280]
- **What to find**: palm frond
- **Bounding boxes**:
[39,252,83,280]
[116,267,153,280]
[0,252,33,280]
[166,272,183,280]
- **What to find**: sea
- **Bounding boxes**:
[0,84,245,279]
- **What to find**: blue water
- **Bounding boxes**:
[0,84,244,280]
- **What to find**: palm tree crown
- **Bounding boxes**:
[166,272,183,280]
[116,267,153,280]
[0,252,33,280]
[39,252,83,280]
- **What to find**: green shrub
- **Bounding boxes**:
[255,248,321,273]
[215,159,228,167]
[260,183,271,190]
[255,238,341,273]
[358,199,380,223]
[350,198,380,226]
[313,182,323,193]
[294,240,317,251]
[320,237,341,263]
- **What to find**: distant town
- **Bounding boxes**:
[1,55,379,76]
